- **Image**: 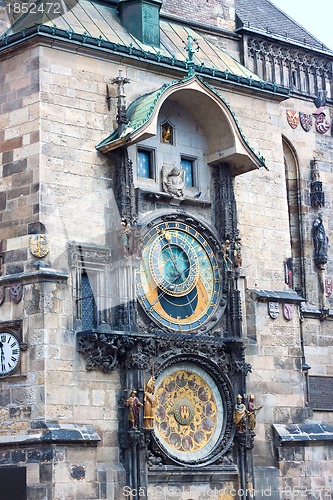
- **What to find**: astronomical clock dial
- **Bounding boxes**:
[137,219,221,332]
[153,363,224,464]
[0,332,20,377]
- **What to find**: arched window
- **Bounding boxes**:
[283,137,305,297]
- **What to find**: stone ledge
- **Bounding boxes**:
[0,423,100,447]
[248,289,305,303]
[136,188,212,208]
[148,464,238,483]
[0,267,68,285]
[273,421,333,445]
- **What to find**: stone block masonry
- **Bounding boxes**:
[0,48,40,253]
[161,0,235,30]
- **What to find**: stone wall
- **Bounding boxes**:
[161,0,235,31]
[0,47,40,274]
[275,429,333,496]
[1,9,333,495]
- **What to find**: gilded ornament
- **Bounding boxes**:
[154,365,223,462]
[143,377,156,430]
[29,234,50,258]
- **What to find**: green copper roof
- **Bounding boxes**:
[2,0,262,82]
[96,75,267,169]
[97,82,174,148]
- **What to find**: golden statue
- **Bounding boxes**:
[233,394,246,432]
[143,377,156,430]
[162,123,172,143]
[247,394,262,431]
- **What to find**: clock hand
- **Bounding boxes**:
[162,237,182,278]
[0,342,5,370]
[150,265,193,306]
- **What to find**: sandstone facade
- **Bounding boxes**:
[0,0,332,498]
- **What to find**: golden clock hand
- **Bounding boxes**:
[150,265,193,306]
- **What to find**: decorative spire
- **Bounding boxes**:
[111,69,130,135]
[183,33,199,77]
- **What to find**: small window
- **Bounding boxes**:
[69,242,111,332]
[138,148,154,179]
[81,271,97,331]
[181,157,195,187]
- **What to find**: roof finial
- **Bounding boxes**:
[184,33,199,77]
[111,69,130,135]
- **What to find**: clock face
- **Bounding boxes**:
[0,332,20,376]
[154,363,224,463]
[137,219,221,332]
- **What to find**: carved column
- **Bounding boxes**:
[212,164,242,337]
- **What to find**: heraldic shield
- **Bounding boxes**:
[300,112,313,132]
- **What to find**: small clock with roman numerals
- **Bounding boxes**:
[0,332,21,377]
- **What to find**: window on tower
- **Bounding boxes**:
[181,156,196,187]
[138,148,155,179]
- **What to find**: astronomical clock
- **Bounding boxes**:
[137,216,221,332]
[123,209,244,486]
[78,74,259,497]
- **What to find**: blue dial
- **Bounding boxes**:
[149,230,200,297]
[137,220,221,332]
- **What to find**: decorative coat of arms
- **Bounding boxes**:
[286,110,299,129]
[29,234,50,258]
[0,286,5,306]
[299,112,313,132]
[325,278,332,298]
[283,304,294,321]
[268,301,279,319]
[9,283,23,304]
[313,107,330,134]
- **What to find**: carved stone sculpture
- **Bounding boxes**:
[233,394,246,432]
[247,395,262,431]
[143,377,155,430]
[162,164,185,199]
[313,211,329,269]
[125,390,143,429]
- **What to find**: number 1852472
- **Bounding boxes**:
[6,2,62,15]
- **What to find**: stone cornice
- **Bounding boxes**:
[0,25,289,99]
[0,267,68,285]
[0,423,100,447]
